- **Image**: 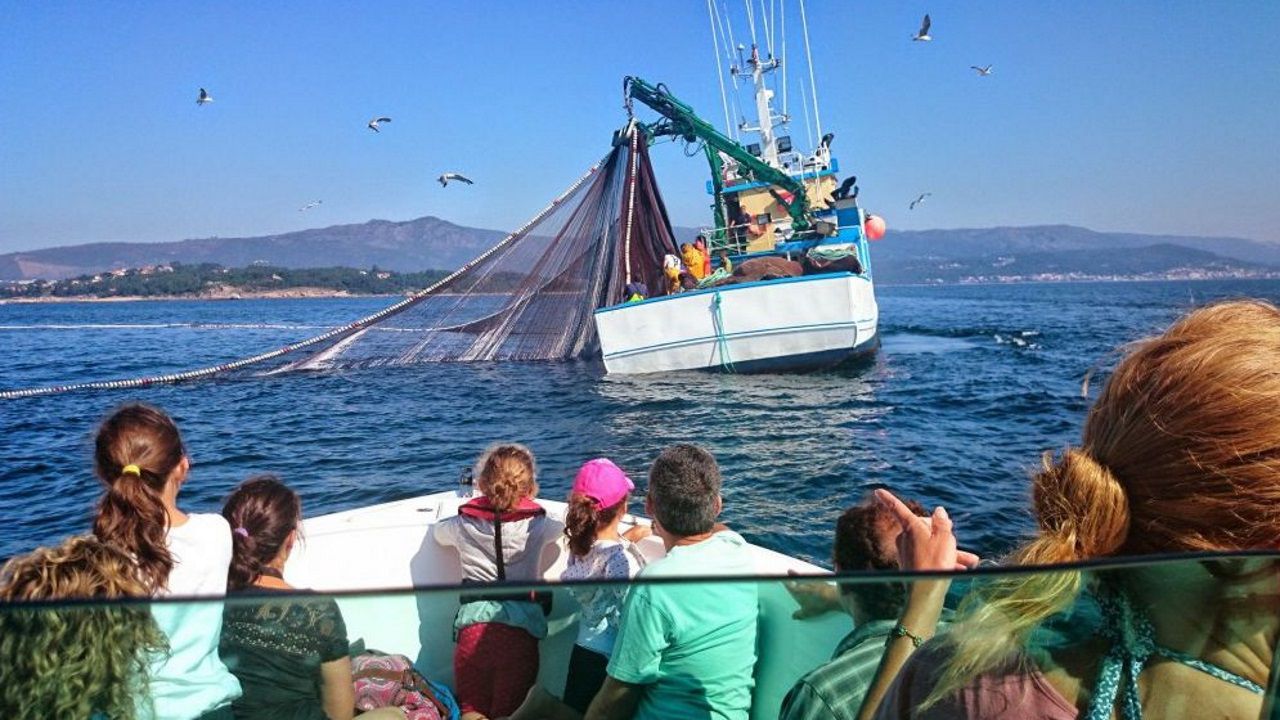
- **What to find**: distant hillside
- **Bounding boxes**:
[873,224,1280,265]
[0,217,505,281]
[869,225,1280,285]
[4,218,1278,284]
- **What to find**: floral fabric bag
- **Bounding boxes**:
[352,651,457,720]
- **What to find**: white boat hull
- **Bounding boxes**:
[594,272,878,374]
[284,491,846,720]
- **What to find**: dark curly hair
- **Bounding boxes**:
[221,475,301,591]
[647,444,721,537]
[834,494,927,620]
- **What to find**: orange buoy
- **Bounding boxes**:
[864,214,886,240]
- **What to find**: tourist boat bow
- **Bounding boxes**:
[284,487,842,720]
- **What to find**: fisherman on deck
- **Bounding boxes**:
[716,249,733,275]
[693,236,712,278]
[681,243,707,282]
[662,255,683,295]
[624,282,648,303]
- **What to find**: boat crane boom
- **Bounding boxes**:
[622,75,812,234]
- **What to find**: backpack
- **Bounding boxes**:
[352,651,457,720]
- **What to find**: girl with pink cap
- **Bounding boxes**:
[559,458,652,713]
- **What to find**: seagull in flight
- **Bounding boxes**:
[971,65,993,76]
[367,117,392,132]
[909,192,932,210]
[196,88,214,106]
[298,200,323,212]
[912,14,931,42]
[438,172,474,187]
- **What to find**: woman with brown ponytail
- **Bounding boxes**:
[429,443,564,720]
[92,403,241,719]
[872,300,1280,720]
[218,476,401,720]
[558,458,651,713]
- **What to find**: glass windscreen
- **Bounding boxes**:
[1,554,1276,720]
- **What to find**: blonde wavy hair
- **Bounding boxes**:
[931,300,1280,704]
[0,535,166,719]
[475,443,539,513]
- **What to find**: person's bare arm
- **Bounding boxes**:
[855,489,979,720]
[784,571,842,619]
[855,579,950,720]
[319,656,356,720]
[584,677,644,720]
[622,523,652,543]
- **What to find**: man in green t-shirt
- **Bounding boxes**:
[587,443,759,720]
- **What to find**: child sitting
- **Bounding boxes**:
[559,459,651,712]
[430,443,563,720]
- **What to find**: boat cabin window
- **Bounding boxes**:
[2,554,1275,720]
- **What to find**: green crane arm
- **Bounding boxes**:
[623,76,811,234]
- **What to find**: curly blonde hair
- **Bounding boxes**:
[0,535,166,719]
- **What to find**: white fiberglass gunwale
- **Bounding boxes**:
[283,490,844,720]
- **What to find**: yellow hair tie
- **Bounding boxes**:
[121,464,142,477]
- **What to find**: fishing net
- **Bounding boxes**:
[1,132,679,399]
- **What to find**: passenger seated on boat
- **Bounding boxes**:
[92,403,242,720]
[218,476,403,720]
[558,459,652,713]
[508,443,759,720]
[780,494,945,720]
[428,443,564,720]
[623,282,647,303]
[872,300,1280,720]
[0,535,167,720]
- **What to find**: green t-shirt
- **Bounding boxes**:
[607,530,759,720]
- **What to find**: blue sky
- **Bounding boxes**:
[1,1,1277,253]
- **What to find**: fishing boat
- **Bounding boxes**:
[594,31,882,375]
[284,484,845,720]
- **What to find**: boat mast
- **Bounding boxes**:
[736,44,785,168]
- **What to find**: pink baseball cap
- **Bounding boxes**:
[572,458,634,510]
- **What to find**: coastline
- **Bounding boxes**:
[7,274,1280,304]
[0,286,404,305]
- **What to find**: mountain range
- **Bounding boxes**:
[3,217,1278,285]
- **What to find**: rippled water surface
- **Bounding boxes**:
[4,280,1278,564]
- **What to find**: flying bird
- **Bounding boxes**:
[438,173,474,187]
[367,117,392,132]
[909,192,932,210]
[971,65,993,76]
[912,14,931,42]
[298,200,323,212]
[197,88,214,106]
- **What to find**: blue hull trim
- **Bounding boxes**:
[706,333,880,374]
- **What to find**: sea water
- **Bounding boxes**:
[3,279,1278,564]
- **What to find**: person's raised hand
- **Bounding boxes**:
[874,488,979,572]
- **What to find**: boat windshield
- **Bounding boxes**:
[2,553,1276,720]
